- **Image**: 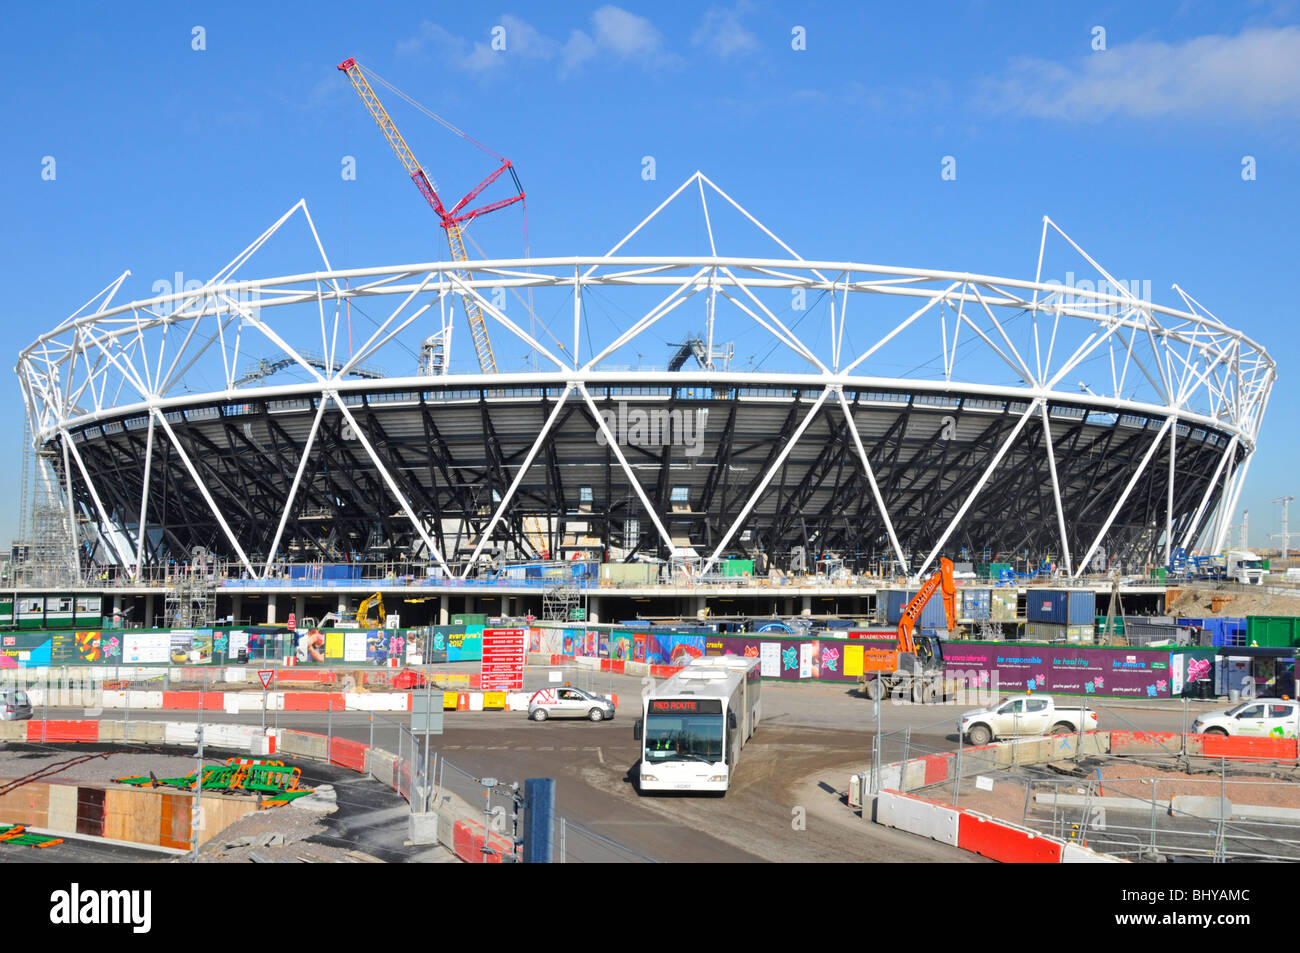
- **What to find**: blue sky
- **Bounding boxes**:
[2,0,1298,551]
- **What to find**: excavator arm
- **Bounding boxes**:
[356,592,386,629]
[897,557,957,656]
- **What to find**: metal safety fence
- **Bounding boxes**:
[862,695,1300,862]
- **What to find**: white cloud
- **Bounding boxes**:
[463,14,560,72]
[692,2,760,59]
[982,26,1300,120]
[561,5,679,77]
[399,8,683,80]
[396,20,466,61]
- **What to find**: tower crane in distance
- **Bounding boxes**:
[338,57,526,375]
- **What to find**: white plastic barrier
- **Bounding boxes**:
[224,667,249,682]
[205,724,257,749]
[1062,843,1123,863]
[165,722,198,745]
[900,760,928,791]
[468,693,485,712]
[226,693,269,713]
[343,692,410,712]
[870,764,902,792]
[876,790,961,846]
[100,691,163,709]
[506,692,531,712]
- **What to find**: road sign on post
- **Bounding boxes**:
[258,670,273,732]
[482,627,526,690]
[411,692,444,735]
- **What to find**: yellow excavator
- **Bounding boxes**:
[303,592,386,629]
[356,592,386,629]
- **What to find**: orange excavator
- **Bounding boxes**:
[858,557,958,703]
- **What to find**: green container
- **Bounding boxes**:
[1096,615,1125,635]
[1152,567,1167,582]
[1246,616,1300,648]
[980,562,1012,581]
[452,613,488,626]
[721,559,755,577]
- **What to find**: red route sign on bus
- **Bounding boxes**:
[481,627,526,691]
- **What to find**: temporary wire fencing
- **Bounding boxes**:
[864,695,1300,862]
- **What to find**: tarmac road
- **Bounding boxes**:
[28,677,1215,862]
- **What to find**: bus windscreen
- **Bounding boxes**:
[645,699,724,764]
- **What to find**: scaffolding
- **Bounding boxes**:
[14,429,81,588]
[165,551,217,628]
[542,586,581,623]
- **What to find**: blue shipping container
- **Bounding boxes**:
[886,590,950,629]
[1179,617,1247,647]
[1026,589,1096,625]
[961,589,992,621]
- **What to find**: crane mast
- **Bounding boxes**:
[338,57,525,375]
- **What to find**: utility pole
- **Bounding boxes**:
[1239,510,1248,551]
[1271,496,1296,561]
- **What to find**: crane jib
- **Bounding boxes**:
[338,56,523,375]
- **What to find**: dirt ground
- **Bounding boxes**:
[933,758,1300,821]
[1167,584,1300,618]
[189,794,384,863]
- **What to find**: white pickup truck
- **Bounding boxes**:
[1194,699,1300,738]
[959,695,1099,745]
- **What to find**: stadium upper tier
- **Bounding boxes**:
[16,184,1275,582]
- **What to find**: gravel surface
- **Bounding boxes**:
[926,757,1300,820]
[1168,584,1300,618]
[0,743,454,864]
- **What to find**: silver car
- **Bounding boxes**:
[528,686,615,722]
[0,689,33,721]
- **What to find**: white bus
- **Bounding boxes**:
[635,655,761,794]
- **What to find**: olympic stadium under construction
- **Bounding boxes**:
[10,170,1275,627]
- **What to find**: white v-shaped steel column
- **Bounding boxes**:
[578,383,679,559]
[461,385,575,577]
[263,398,328,574]
[1074,417,1175,576]
[916,399,1041,579]
[152,408,259,579]
[330,394,453,577]
[836,388,907,570]
[702,386,833,576]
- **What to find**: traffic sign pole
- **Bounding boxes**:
[258,670,273,733]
